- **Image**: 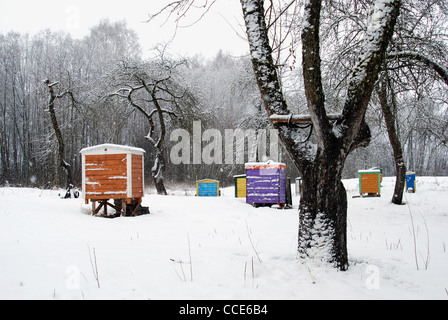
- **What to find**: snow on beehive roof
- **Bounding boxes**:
[358,169,381,173]
[245,160,286,170]
[196,179,220,183]
[80,143,145,155]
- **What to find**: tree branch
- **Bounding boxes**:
[241,0,318,166]
[301,0,331,148]
[387,51,448,86]
[340,0,402,151]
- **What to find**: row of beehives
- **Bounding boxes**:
[79,144,293,212]
[78,144,417,217]
[196,166,418,203]
[356,168,417,197]
[197,161,293,208]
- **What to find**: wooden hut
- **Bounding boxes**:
[245,161,287,207]
[80,144,148,217]
[234,174,247,198]
[196,179,220,197]
[358,169,381,197]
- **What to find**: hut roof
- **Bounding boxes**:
[80,144,145,156]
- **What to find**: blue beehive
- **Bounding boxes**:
[245,161,286,207]
[406,172,416,193]
[196,179,220,197]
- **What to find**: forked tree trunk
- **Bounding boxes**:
[122,80,170,196]
[298,151,349,269]
[241,0,401,270]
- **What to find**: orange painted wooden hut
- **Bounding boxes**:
[80,144,147,217]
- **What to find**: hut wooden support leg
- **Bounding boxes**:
[91,200,123,217]
[103,201,124,218]
[91,199,148,218]
[104,201,122,212]
[131,204,141,217]
[102,201,108,217]
[92,201,106,215]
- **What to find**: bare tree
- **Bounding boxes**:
[241,0,401,270]
[44,80,76,195]
[150,0,401,269]
[374,0,448,204]
[376,71,406,204]
[0,22,142,188]
[111,55,191,195]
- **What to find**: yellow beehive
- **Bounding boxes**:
[234,174,247,198]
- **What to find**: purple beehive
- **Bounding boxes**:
[245,161,286,207]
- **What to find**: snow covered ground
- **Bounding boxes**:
[0,176,447,300]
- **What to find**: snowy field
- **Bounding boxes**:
[0,176,447,300]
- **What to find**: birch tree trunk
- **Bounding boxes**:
[241,0,401,270]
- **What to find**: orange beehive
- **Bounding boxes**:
[80,144,145,216]
[358,169,381,197]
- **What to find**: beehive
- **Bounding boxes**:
[234,174,247,198]
[358,169,381,197]
[406,172,416,192]
[80,144,145,204]
[196,179,220,197]
[245,161,286,207]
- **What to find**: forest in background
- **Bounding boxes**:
[1,14,448,191]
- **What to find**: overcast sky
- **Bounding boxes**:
[0,0,249,59]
